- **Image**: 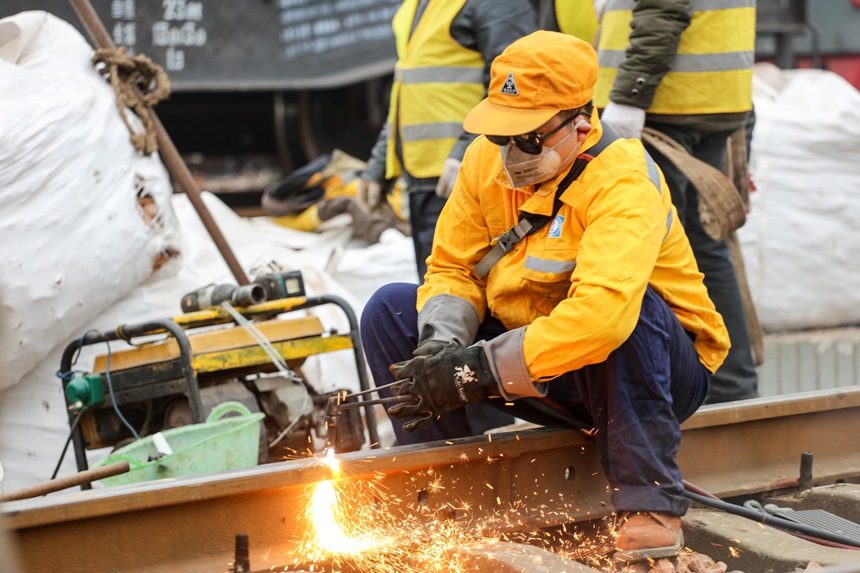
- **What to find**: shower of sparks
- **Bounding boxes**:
[292,452,506,571]
[308,481,380,554]
[307,451,382,555]
[284,449,724,573]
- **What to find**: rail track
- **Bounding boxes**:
[3,386,860,572]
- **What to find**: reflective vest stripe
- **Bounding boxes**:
[402,121,466,142]
[598,50,754,73]
[606,0,751,10]
[397,66,484,84]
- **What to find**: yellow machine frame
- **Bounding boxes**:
[59,295,378,483]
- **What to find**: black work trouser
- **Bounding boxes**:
[645,122,758,403]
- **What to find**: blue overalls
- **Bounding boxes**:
[360,281,710,515]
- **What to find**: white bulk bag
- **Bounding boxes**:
[0,11,180,390]
[739,64,860,332]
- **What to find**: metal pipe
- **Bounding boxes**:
[68,0,250,285]
[333,395,414,410]
[339,378,404,398]
[128,319,202,424]
[297,90,320,160]
[799,451,814,490]
[59,337,96,477]
[272,92,294,174]
[59,319,200,484]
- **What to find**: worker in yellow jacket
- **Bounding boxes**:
[360,31,729,562]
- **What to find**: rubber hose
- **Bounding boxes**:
[684,489,860,549]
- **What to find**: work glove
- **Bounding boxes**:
[412,325,457,357]
[434,158,461,199]
[601,102,646,139]
[356,176,384,213]
[317,196,403,245]
[388,346,499,432]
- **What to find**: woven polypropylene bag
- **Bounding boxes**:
[0,11,180,389]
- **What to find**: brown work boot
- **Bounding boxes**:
[614,511,684,562]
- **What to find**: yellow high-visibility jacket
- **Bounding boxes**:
[385,0,485,180]
[594,0,755,115]
[417,116,729,398]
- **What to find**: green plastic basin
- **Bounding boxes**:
[92,401,265,487]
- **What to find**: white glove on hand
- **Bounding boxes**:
[356,177,383,212]
[601,102,646,139]
[435,158,461,199]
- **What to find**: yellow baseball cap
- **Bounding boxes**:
[464,31,598,136]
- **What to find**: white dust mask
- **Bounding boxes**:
[501,119,587,189]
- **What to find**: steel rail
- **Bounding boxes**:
[4,386,860,573]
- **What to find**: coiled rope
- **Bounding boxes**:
[92,47,170,155]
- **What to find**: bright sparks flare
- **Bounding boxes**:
[322,448,340,476]
[309,480,379,554]
[307,449,383,555]
[293,449,722,573]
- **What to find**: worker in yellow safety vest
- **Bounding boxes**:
[360,31,729,562]
[356,0,537,282]
[590,0,759,404]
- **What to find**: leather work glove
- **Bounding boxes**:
[388,346,499,432]
[434,158,461,199]
[412,325,456,357]
[356,177,384,213]
[601,101,646,139]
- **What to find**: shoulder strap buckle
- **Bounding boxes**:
[495,218,533,253]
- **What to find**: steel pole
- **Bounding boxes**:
[68,0,250,285]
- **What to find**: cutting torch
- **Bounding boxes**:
[324,380,417,452]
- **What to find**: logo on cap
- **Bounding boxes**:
[501,72,519,96]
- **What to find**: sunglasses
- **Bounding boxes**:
[486,112,582,155]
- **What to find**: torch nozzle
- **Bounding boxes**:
[323,383,416,453]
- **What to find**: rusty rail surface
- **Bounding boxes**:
[4,386,860,573]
